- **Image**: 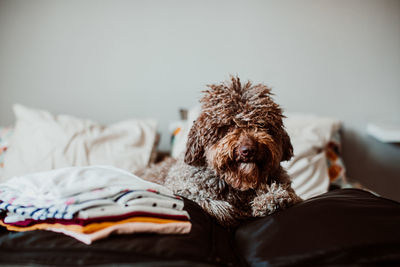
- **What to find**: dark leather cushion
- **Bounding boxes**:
[0,198,241,266]
[235,189,400,266]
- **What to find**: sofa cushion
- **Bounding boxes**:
[235,189,400,266]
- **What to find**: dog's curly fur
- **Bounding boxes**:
[138,76,302,226]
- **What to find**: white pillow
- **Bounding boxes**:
[170,107,342,200]
[2,104,158,180]
[281,113,341,199]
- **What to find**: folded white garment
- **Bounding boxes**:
[0,165,174,201]
[0,165,189,222]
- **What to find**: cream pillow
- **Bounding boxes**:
[2,104,158,180]
[281,113,341,199]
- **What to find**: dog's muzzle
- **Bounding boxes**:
[235,136,257,163]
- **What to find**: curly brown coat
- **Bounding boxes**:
[139,76,302,226]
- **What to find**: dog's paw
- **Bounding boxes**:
[251,182,302,217]
[251,193,279,217]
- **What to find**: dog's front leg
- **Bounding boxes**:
[197,198,237,227]
[251,182,302,217]
[173,187,237,226]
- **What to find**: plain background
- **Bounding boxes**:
[0,0,399,200]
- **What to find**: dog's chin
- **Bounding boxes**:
[223,162,260,191]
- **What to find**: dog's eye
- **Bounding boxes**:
[255,122,266,128]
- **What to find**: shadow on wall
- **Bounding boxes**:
[341,128,400,202]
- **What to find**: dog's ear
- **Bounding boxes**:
[280,129,293,162]
[184,118,206,166]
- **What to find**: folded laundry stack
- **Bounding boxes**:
[0,166,191,245]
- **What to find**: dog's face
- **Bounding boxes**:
[184,76,293,191]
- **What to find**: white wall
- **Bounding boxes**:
[0,0,399,199]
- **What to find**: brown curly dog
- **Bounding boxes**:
[138,76,302,226]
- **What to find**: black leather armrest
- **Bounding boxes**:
[235,189,400,266]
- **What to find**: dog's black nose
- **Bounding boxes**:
[239,146,254,158]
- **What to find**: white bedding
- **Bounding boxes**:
[1,104,158,181]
